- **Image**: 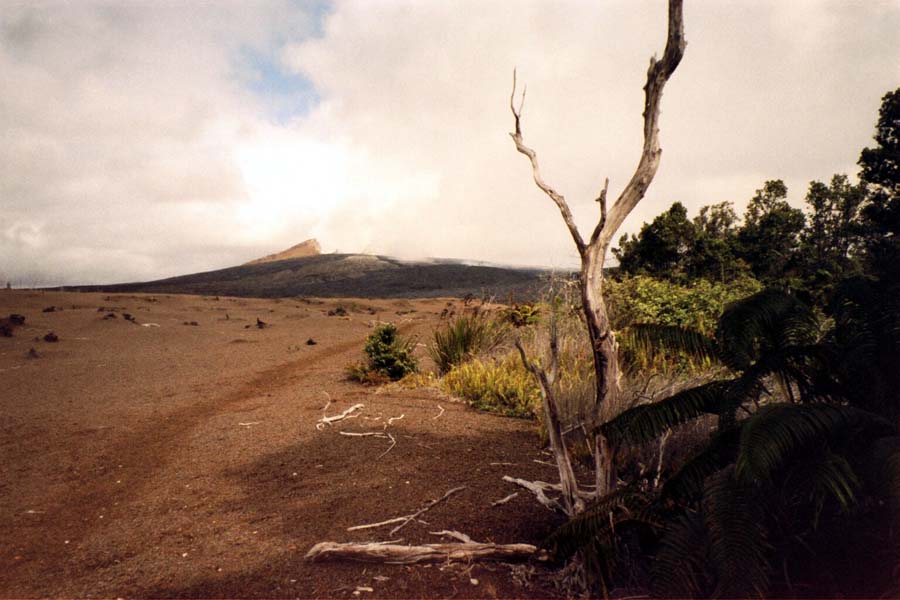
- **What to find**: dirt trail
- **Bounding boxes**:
[0,291,562,598]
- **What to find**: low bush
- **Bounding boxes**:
[347,323,418,383]
[605,274,762,334]
[501,302,542,327]
[428,311,504,374]
[442,355,540,418]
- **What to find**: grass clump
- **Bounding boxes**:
[442,355,540,418]
[428,311,504,374]
[347,323,418,383]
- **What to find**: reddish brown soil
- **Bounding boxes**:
[0,291,564,598]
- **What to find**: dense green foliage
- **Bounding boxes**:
[547,87,900,598]
[348,323,418,382]
[606,275,762,335]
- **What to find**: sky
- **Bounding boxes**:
[1,1,898,286]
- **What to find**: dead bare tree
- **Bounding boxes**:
[304,2,686,569]
[510,0,686,508]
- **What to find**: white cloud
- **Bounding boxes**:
[0,0,897,285]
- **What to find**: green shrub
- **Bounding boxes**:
[502,302,542,327]
[442,355,540,418]
[428,311,504,374]
[605,275,762,334]
[348,323,418,383]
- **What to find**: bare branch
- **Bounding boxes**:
[588,178,610,247]
[514,338,585,516]
[547,308,560,386]
[317,403,364,430]
[491,492,519,507]
[509,71,586,254]
[598,0,686,249]
[388,486,467,536]
[429,530,474,544]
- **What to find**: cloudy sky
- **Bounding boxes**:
[1,1,898,286]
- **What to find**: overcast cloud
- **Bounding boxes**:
[1,0,898,286]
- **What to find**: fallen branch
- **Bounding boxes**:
[376,432,397,459]
[317,403,364,430]
[387,414,405,426]
[305,541,545,564]
[502,476,564,513]
[347,486,466,535]
[432,405,445,420]
[491,492,519,507]
[389,486,466,536]
[429,530,474,543]
[337,430,397,458]
[348,516,410,532]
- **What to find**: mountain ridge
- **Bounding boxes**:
[68,252,558,300]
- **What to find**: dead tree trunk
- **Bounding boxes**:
[509,0,685,502]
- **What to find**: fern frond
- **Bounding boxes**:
[703,468,771,599]
[782,449,859,527]
[651,511,711,598]
[735,404,892,483]
[660,428,741,504]
[543,486,653,558]
[716,289,801,372]
[602,380,734,445]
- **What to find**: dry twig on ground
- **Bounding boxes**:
[346,486,467,535]
[316,403,364,430]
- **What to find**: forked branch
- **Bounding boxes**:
[598,0,686,249]
[510,0,686,255]
[509,70,586,255]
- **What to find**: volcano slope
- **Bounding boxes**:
[70,253,551,301]
[0,290,564,598]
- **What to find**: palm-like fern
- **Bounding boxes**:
[546,287,899,597]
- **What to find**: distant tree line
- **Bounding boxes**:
[613,86,899,306]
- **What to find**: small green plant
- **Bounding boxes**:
[442,355,540,418]
[502,302,542,328]
[347,323,418,383]
[428,311,504,374]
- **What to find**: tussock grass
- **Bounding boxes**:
[428,310,505,374]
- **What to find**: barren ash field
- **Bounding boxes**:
[0,290,563,598]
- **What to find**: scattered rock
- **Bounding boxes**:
[9,314,25,325]
[327,306,348,317]
[183,321,199,326]
[1,324,13,337]
[123,313,136,323]
[26,348,40,359]
[43,332,59,343]
[42,306,58,313]
[306,338,317,346]
[256,318,267,329]
[103,313,117,320]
